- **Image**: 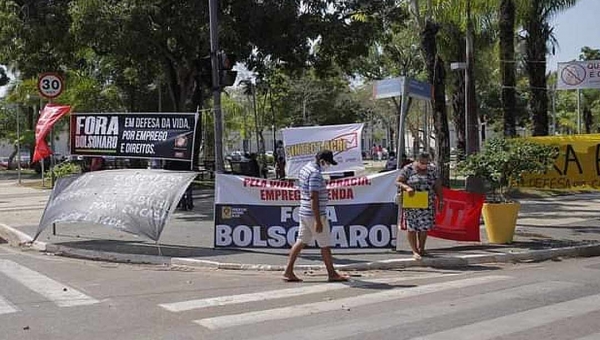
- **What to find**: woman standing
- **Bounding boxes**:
[396,152,443,259]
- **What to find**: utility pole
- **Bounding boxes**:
[209,0,224,173]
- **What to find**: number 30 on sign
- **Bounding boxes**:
[37,73,64,99]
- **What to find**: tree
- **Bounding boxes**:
[521,0,578,136]
[0,0,76,79]
[432,0,496,158]
[409,0,452,186]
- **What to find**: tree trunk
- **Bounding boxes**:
[451,71,466,156]
[421,20,450,187]
[500,0,517,137]
[191,61,205,169]
[583,106,592,134]
[525,6,549,136]
[162,57,208,168]
[448,24,466,156]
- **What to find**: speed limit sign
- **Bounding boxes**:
[37,73,64,99]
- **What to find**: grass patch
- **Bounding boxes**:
[20,180,53,190]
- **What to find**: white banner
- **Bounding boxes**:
[282,123,364,178]
[214,171,399,248]
[557,60,600,90]
[36,169,197,241]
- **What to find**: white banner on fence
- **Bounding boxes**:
[214,171,399,248]
[282,123,364,178]
[557,60,600,90]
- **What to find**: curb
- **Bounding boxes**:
[2,223,600,271]
[0,223,47,251]
[169,243,600,272]
[44,244,171,265]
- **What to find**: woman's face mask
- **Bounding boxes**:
[416,159,429,171]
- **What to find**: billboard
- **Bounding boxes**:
[520,134,600,189]
[557,60,600,90]
[70,112,197,161]
[282,123,364,178]
[214,172,398,249]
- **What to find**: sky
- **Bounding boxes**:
[1,0,598,98]
[547,0,600,70]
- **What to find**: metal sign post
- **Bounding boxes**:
[557,60,600,134]
[16,105,21,185]
[373,76,433,252]
[37,73,64,187]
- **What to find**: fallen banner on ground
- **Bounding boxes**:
[428,188,485,242]
[34,169,197,241]
[282,123,364,178]
[519,134,600,189]
[70,112,197,161]
[214,171,398,249]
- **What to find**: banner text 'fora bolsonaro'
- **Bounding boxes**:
[70,112,197,162]
[214,171,399,249]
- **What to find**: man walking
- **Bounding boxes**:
[283,150,349,282]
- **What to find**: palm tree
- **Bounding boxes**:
[437,0,496,157]
[499,0,517,137]
[522,0,578,136]
[409,0,451,186]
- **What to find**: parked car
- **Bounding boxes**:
[0,157,8,170]
[226,151,245,161]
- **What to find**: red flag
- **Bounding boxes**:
[429,188,485,242]
[399,188,485,242]
[33,103,71,163]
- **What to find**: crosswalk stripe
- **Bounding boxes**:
[574,332,600,340]
[410,293,600,340]
[245,280,577,340]
[195,275,510,330]
[0,295,19,315]
[0,260,99,307]
[160,272,460,312]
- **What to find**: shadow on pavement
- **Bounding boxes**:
[53,240,242,257]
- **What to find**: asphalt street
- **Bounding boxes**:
[2,244,600,340]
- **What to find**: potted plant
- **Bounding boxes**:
[456,137,558,243]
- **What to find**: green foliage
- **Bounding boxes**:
[0,0,75,78]
[457,137,558,201]
[45,161,81,181]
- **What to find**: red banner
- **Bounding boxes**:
[429,188,485,242]
[33,103,71,163]
[399,188,484,242]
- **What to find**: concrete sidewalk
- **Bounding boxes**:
[1,178,600,271]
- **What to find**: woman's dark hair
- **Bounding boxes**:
[417,152,431,160]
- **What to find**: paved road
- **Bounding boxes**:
[2,244,600,339]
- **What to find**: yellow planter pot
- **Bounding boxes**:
[482,202,520,244]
